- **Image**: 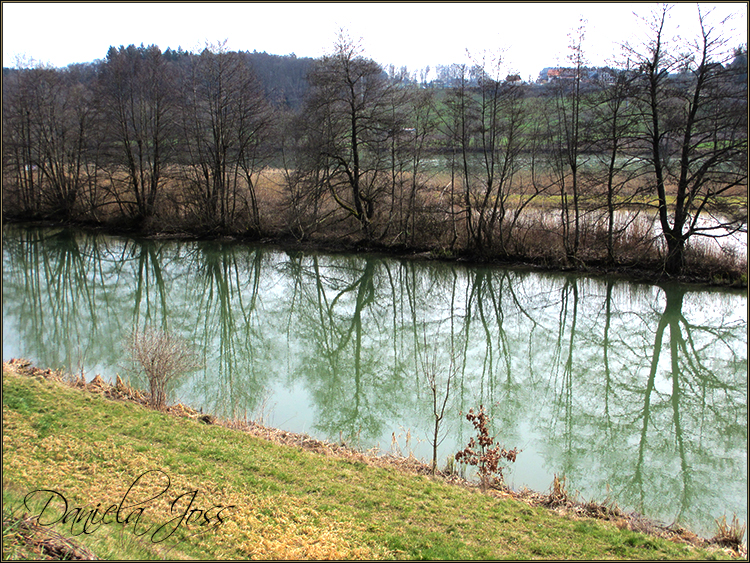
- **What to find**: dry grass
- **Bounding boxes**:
[545,473,573,508]
[684,240,748,283]
[2,511,99,560]
[510,476,746,556]
[712,515,747,552]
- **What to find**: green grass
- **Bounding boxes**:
[2,367,735,560]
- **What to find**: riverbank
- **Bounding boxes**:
[3,359,745,560]
[3,217,747,289]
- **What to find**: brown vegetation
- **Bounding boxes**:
[2,511,99,561]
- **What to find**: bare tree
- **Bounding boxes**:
[439,63,475,249]
[126,326,201,410]
[420,326,457,474]
[2,62,45,217]
[98,44,177,225]
[586,67,648,264]
[301,31,401,240]
[382,67,411,243]
[546,19,589,262]
[279,108,331,240]
[439,56,538,255]
[626,5,748,275]
[401,87,438,247]
[38,67,101,221]
[3,63,99,221]
[179,42,272,234]
[471,51,530,253]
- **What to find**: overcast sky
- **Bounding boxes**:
[2,2,747,81]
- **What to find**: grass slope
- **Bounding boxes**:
[1,367,735,560]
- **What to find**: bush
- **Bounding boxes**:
[455,405,519,491]
[125,326,201,409]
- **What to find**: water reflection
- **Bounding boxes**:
[186,243,269,419]
[2,225,746,538]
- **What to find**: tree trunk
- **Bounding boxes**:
[664,231,685,276]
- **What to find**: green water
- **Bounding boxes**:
[2,225,747,538]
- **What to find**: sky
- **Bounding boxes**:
[2,2,748,81]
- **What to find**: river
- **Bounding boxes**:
[2,224,747,539]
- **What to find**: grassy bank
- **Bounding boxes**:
[2,362,743,560]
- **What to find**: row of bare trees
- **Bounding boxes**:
[3,42,273,233]
[3,6,747,276]
[285,8,745,276]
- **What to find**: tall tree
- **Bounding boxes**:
[401,86,438,247]
[278,106,330,240]
[547,18,588,261]
[626,5,748,276]
[471,51,530,253]
[179,42,272,233]
[301,31,400,239]
[439,63,475,249]
[2,63,44,217]
[586,67,646,264]
[440,55,536,255]
[98,44,177,224]
[3,64,98,220]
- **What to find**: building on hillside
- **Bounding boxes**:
[537,66,616,85]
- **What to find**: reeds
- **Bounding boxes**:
[711,514,747,550]
[545,473,573,508]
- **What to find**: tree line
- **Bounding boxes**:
[2,6,746,278]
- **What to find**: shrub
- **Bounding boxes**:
[455,405,519,491]
[711,514,746,550]
[125,326,201,410]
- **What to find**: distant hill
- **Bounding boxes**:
[242,51,315,110]
[3,48,315,111]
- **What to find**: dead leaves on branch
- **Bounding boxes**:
[455,405,520,491]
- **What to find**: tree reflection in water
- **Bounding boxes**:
[2,225,746,538]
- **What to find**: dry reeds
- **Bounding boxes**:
[711,514,747,551]
[545,473,573,508]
